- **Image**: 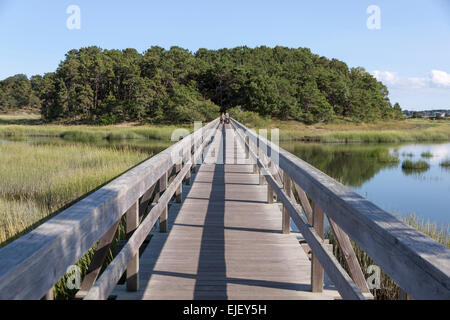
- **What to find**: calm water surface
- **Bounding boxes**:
[281,141,450,225]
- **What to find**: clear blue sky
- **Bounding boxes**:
[1,0,449,110]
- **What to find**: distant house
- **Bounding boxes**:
[436,112,445,118]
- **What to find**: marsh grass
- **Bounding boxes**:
[0,114,42,125]
[0,141,151,299]
[250,119,450,143]
[0,142,148,245]
[0,123,186,142]
[402,152,414,157]
[440,159,450,168]
[401,160,430,171]
[420,151,433,158]
[327,213,449,300]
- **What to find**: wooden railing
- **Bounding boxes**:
[0,119,220,300]
[230,118,450,300]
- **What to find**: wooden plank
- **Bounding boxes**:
[311,203,324,292]
[293,183,312,223]
[231,118,450,300]
[139,184,157,218]
[75,219,121,299]
[328,218,371,294]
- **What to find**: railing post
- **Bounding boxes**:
[176,163,182,203]
[267,183,273,204]
[159,172,168,233]
[266,161,274,203]
[245,136,249,159]
[267,164,274,204]
[259,169,265,185]
[185,164,191,185]
[282,171,291,234]
[311,202,325,292]
[126,201,139,292]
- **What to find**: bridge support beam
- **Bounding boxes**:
[311,203,325,292]
[126,201,139,292]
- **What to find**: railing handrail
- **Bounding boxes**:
[230,118,450,300]
[0,118,219,300]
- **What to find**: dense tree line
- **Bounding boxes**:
[0,46,403,123]
[0,74,41,112]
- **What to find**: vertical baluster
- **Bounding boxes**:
[267,183,274,204]
[282,171,291,234]
[259,165,265,185]
[311,202,325,292]
[126,201,139,291]
[245,136,249,159]
[185,164,191,185]
[267,162,274,203]
[176,163,182,203]
[159,172,168,233]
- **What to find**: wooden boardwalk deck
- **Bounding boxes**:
[112,124,339,300]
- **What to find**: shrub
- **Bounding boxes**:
[228,106,266,128]
[98,113,119,126]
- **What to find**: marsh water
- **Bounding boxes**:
[281,141,450,226]
[2,136,449,225]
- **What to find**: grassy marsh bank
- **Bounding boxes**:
[249,118,450,143]
[2,115,450,144]
[0,142,149,245]
[0,114,189,142]
[0,124,183,142]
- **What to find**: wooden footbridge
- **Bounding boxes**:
[0,118,449,300]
